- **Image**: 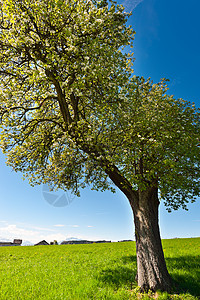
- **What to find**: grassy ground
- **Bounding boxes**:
[0,238,199,299]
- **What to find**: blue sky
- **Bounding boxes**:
[1,0,200,244]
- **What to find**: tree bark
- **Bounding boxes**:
[129,186,172,292]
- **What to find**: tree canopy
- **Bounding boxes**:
[1,0,200,292]
[0,0,200,211]
[114,77,200,211]
[0,0,134,195]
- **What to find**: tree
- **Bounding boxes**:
[0,0,200,292]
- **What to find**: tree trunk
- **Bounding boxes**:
[92,156,172,292]
[129,186,172,292]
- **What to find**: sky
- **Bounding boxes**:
[1,0,200,245]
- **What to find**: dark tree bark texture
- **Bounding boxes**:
[99,158,172,292]
[129,187,172,292]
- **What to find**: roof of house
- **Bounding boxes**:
[0,242,13,245]
[0,239,22,246]
[34,240,49,246]
[13,239,22,245]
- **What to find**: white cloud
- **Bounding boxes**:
[0,223,102,245]
[32,226,55,232]
[43,233,68,243]
[0,224,39,242]
[0,224,65,244]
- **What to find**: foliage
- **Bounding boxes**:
[0,0,134,196]
[1,0,199,293]
[0,238,199,299]
[113,77,200,211]
[0,1,199,211]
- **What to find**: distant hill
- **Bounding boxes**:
[22,241,34,246]
[65,237,82,241]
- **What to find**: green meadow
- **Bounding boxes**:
[0,238,199,299]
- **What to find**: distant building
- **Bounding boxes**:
[0,239,22,246]
[61,240,111,245]
[34,240,49,246]
[13,239,22,245]
[0,242,13,247]
[61,240,93,245]
[50,240,58,245]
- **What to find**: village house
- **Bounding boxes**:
[0,239,22,246]
[34,240,49,246]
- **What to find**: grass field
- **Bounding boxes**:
[0,238,199,299]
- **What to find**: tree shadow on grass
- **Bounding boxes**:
[98,254,200,297]
[121,254,200,297]
[121,255,137,265]
[98,265,137,290]
[165,255,200,297]
[98,255,137,290]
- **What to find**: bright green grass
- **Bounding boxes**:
[0,238,199,299]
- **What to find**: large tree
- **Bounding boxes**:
[0,0,200,292]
